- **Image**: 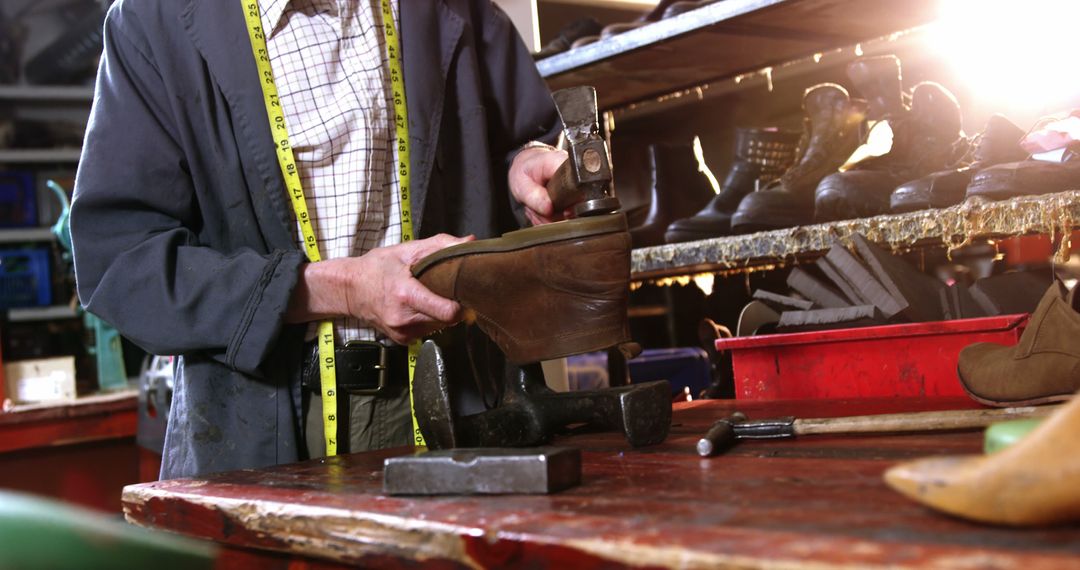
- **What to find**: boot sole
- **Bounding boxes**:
[412,213,628,276]
[956,364,1075,408]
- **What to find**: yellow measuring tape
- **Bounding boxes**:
[241,0,425,454]
[377,0,427,449]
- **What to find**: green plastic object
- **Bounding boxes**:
[984,418,1044,455]
[47,180,128,392]
[0,490,216,570]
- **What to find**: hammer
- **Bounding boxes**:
[697,405,1062,457]
[544,86,621,217]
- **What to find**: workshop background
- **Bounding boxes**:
[2,0,1080,565]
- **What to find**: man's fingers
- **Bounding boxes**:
[404,233,473,264]
[518,183,555,220]
[401,279,462,324]
[537,148,569,179]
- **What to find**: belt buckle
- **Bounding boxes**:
[343,340,388,396]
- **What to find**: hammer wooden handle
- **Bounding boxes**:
[793,406,1060,436]
[545,158,583,213]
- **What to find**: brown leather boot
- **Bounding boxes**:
[630,142,717,247]
[664,127,799,243]
[957,281,1080,406]
[730,84,866,233]
[814,81,966,222]
[885,390,1080,526]
[412,213,635,364]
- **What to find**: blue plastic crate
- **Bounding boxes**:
[567,347,711,396]
[0,172,39,228]
[0,248,52,308]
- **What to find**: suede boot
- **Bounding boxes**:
[957,281,1080,406]
[814,81,966,222]
[630,142,717,247]
[891,114,1027,213]
[730,84,866,233]
[412,213,635,364]
[664,128,799,243]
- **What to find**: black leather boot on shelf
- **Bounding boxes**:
[846,55,905,121]
[891,114,1027,213]
[532,17,603,61]
[662,0,722,19]
[664,128,799,243]
[814,81,967,222]
[730,84,866,233]
[601,0,680,38]
[630,142,717,248]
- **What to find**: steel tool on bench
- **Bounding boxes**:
[384,446,581,495]
[697,405,1062,457]
[409,86,671,452]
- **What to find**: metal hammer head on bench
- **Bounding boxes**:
[413,340,672,449]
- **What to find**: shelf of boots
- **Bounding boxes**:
[537,0,938,111]
[631,190,1080,282]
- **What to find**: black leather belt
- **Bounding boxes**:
[301,340,408,396]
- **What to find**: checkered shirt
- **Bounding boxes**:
[260,0,401,343]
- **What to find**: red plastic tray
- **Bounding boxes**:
[715,315,1028,400]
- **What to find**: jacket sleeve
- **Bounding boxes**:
[473,2,562,217]
[70,5,305,375]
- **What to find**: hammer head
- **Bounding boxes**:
[547,86,620,217]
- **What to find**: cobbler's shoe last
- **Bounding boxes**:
[412,214,634,364]
[885,391,1080,526]
[957,281,1080,406]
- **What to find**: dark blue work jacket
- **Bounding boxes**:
[71,0,559,479]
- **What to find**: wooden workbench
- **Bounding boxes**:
[122,397,1080,568]
[0,390,142,512]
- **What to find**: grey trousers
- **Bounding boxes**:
[303,383,413,457]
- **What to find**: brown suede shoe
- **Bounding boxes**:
[412,213,635,364]
[957,281,1080,406]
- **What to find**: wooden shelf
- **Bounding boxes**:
[538,0,938,110]
[0,228,55,244]
[7,305,79,323]
[0,85,94,102]
[0,149,81,164]
[631,190,1080,282]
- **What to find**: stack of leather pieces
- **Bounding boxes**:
[743,233,1052,334]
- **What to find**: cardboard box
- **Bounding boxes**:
[3,357,76,405]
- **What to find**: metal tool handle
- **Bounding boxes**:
[545,158,583,213]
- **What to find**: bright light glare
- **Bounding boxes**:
[931,0,1080,110]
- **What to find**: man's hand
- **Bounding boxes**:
[286,234,473,344]
[509,144,570,226]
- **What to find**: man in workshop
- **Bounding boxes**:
[69,0,568,479]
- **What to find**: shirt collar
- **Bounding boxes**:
[260,0,340,39]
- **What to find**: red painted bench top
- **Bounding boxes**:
[122,397,1080,568]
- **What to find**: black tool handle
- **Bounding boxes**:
[696,412,748,457]
[732,417,797,439]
